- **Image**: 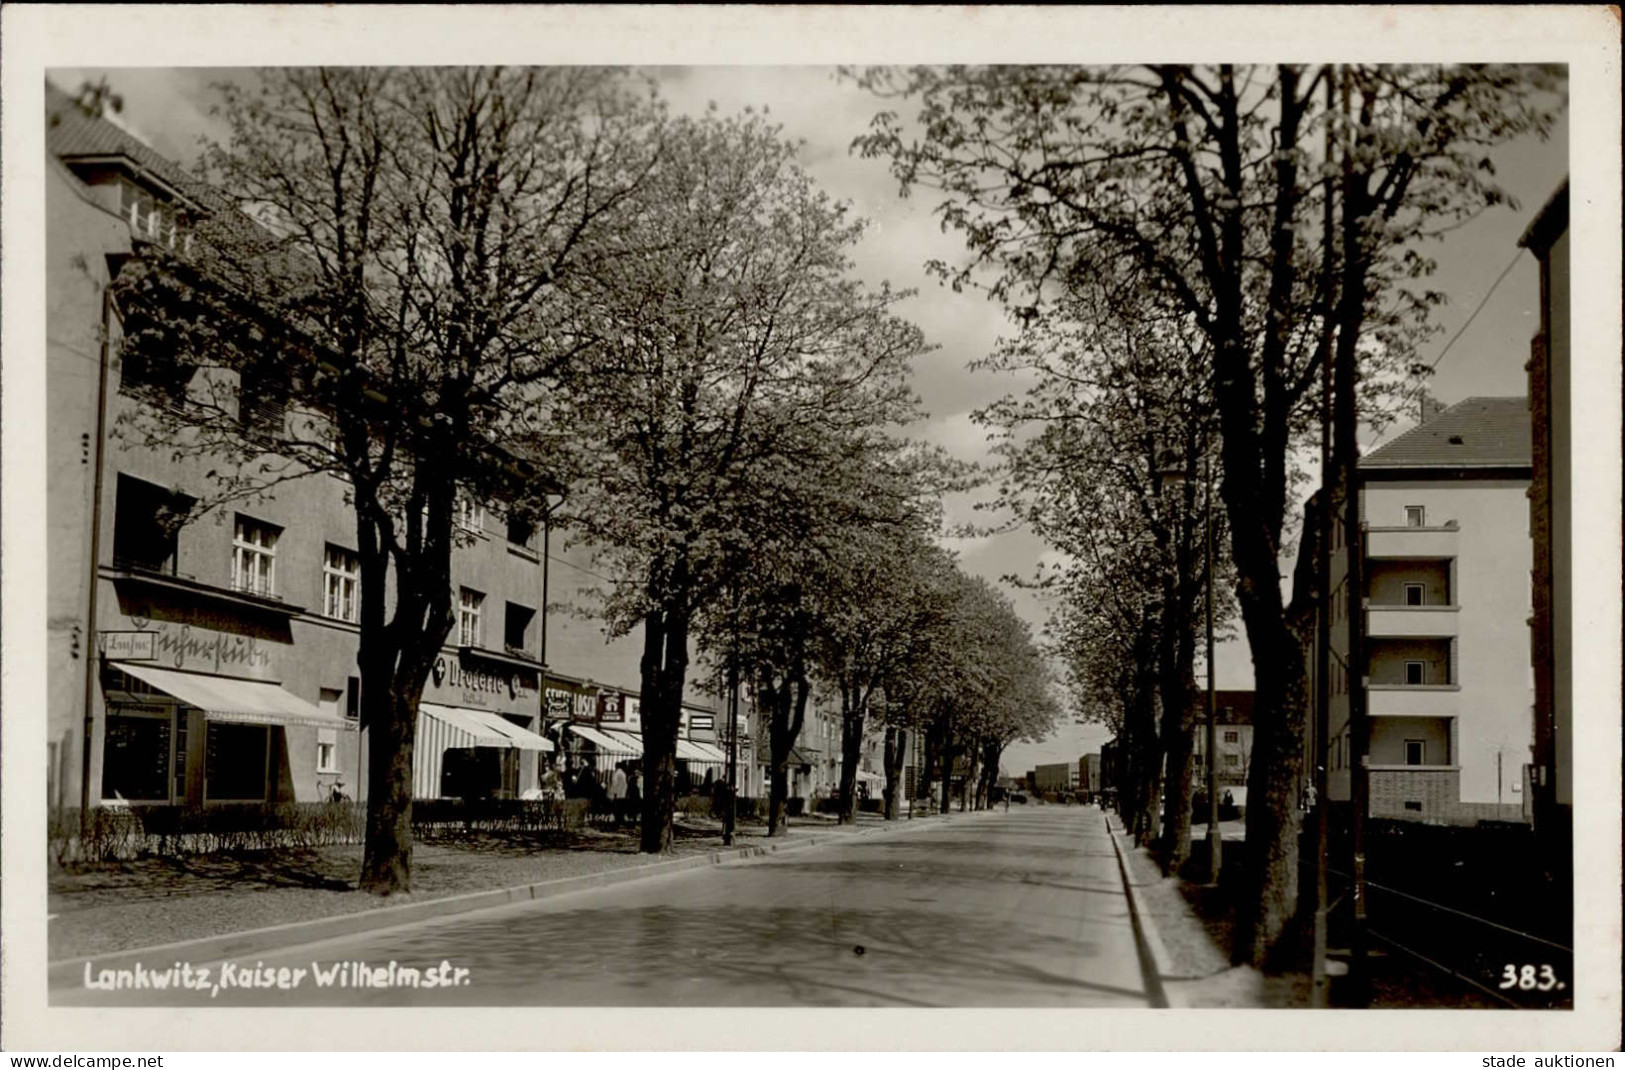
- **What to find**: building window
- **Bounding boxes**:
[1404,739,1427,766]
[113,474,192,574]
[101,707,174,802]
[232,516,280,597]
[316,727,339,773]
[1224,753,1240,768]
[458,496,486,535]
[1223,730,1239,744]
[206,722,270,801]
[346,676,361,721]
[458,588,484,647]
[320,687,344,720]
[504,601,535,654]
[239,367,288,442]
[1405,505,1426,528]
[323,545,361,622]
[1404,661,1426,686]
[506,510,537,550]
[1404,583,1425,607]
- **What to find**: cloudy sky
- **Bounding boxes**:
[50,64,1569,773]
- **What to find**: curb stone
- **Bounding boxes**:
[50,808,968,990]
[1104,813,1181,1009]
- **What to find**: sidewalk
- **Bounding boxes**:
[50,809,961,966]
[1104,811,1281,1007]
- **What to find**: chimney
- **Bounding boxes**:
[1419,395,1447,425]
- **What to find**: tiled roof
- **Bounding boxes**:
[1362,396,1531,470]
[45,81,201,202]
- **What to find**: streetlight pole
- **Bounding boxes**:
[1204,455,1222,883]
[723,584,740,846]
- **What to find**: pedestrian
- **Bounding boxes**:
[577,760,601,821]
[626,764,642,826]
[609,761,629,827]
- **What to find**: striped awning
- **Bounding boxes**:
[459,707,553,752]
[567,723,642,756]
[419,703,511,747]
[679,738,727,764]
[110,663,345,729]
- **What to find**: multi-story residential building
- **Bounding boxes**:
[1325,396,1535,825]
[1520,180,1570,846]
[46,82,728,814]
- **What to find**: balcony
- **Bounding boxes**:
[1366,603,1460,638]
[1365,522,1458,560]
[1368,684,1460,718]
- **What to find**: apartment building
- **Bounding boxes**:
[45,82,726,814]
[1325,397,1535,824]
[1190,689,1255,795]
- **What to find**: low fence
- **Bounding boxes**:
[1308,809,1573,1008]
[50,802,367,865]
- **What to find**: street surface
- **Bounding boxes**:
[57,805,1152,1007]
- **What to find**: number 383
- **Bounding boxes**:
[1499,964,1563,991]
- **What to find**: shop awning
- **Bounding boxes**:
[566,723,641,756]
[111,663,347,729]
[420,703,511,747]
[856,769,886,786]
[472,711,553,752]
[678,738,727,764]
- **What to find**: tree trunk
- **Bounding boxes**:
[960,748,978,812]
[882,723,907,819]
[938,722,955,814]
[765,670,808,837]
[639,595,691,854]
[359,678,416,893]
[836,685,864,824]
[356,494,451,896]
[1157,610,1199,874]
[1120,621,1164,848]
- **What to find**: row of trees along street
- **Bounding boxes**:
[102,69,1059,893]
[850,64,1563,968]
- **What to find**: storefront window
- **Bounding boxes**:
[102,709,172,802]
[206,722,270,801]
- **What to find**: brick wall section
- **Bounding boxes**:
[1370,768,1460,822]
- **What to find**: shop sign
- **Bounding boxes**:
[432,656,532,707]
[101,631,156,661]
[546,686,597,721]
[114,621,274,678]
[598,692,626,723]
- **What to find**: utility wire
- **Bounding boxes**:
[1425,250,1525,375]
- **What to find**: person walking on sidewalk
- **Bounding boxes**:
[608,762,629,827]
[625,765,642,827]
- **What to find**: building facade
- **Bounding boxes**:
[1033,761,1079,794]
[1190,689,1255,798]
[46,83,732,817]
[1326,397,1535,825]
[1078,753,1102,798]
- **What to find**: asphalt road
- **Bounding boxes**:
[59,805,1152,1007]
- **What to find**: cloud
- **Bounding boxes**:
[920,409,996,463]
